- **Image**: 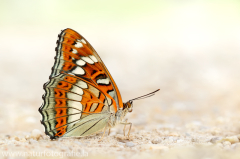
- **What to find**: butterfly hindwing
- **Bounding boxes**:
[40,74,112,138]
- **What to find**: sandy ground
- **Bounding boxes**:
[0,106,240,159]
[0,22,240,158]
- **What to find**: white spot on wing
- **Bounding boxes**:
[75,42,83,48]
[76,81,88,89]
[72,66,85,75]
[66,100,82,124]
[89,55,98,62]
[81,56,94,64]
[97,78,110,85]
[67,113,81,126]
[72,49,78,54]
[67,101,82,111]
[76,59,86,66]
[71,86,83,95]
[81,39,87,44]
[67,92,82,101]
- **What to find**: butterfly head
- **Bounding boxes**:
[124,100,133,113]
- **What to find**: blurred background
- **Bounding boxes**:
[0,0,239,136]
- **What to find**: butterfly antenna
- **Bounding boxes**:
[130,89,160,101]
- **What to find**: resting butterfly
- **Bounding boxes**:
[39,28,159,140]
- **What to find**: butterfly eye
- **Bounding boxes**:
[128,100,133,108]
[127,101,133,112]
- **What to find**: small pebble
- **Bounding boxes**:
[126,142,135,147]
[151,138,162,144]
[224,136,239,144]
[30,129,42,140]
[5,135,11,139]
[118,145,124,149]
[210,137,223,143]
[25,135,30,140]
[169,132,179,137]
[118,142,125,146]
[223,141,231,146]
[185,133,191,137]
[211,128,221,135]
[191,138,199,142]
[166,136,175,142]
[20,138,27,142]
[14,136,20,141]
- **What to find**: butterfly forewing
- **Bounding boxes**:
[39,28,123,139]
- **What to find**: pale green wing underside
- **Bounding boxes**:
[63,112,111,137]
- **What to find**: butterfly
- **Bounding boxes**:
[39,28,159,140]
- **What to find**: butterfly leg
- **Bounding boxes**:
[108,128,111,136]
[123,119,128,136]
[121,120,132,138]
[98,126,107,142]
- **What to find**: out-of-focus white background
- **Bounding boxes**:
[0,0,239,135]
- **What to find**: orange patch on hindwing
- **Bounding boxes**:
[62,61,76,71]
[57,81,72,90]
[64,76,77,83]
[55,98,67,107]
[55,126,67,137]
[55,117,67,128]
[63,53,74,62]
[54,88,66,98]
[55,108,68,117]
